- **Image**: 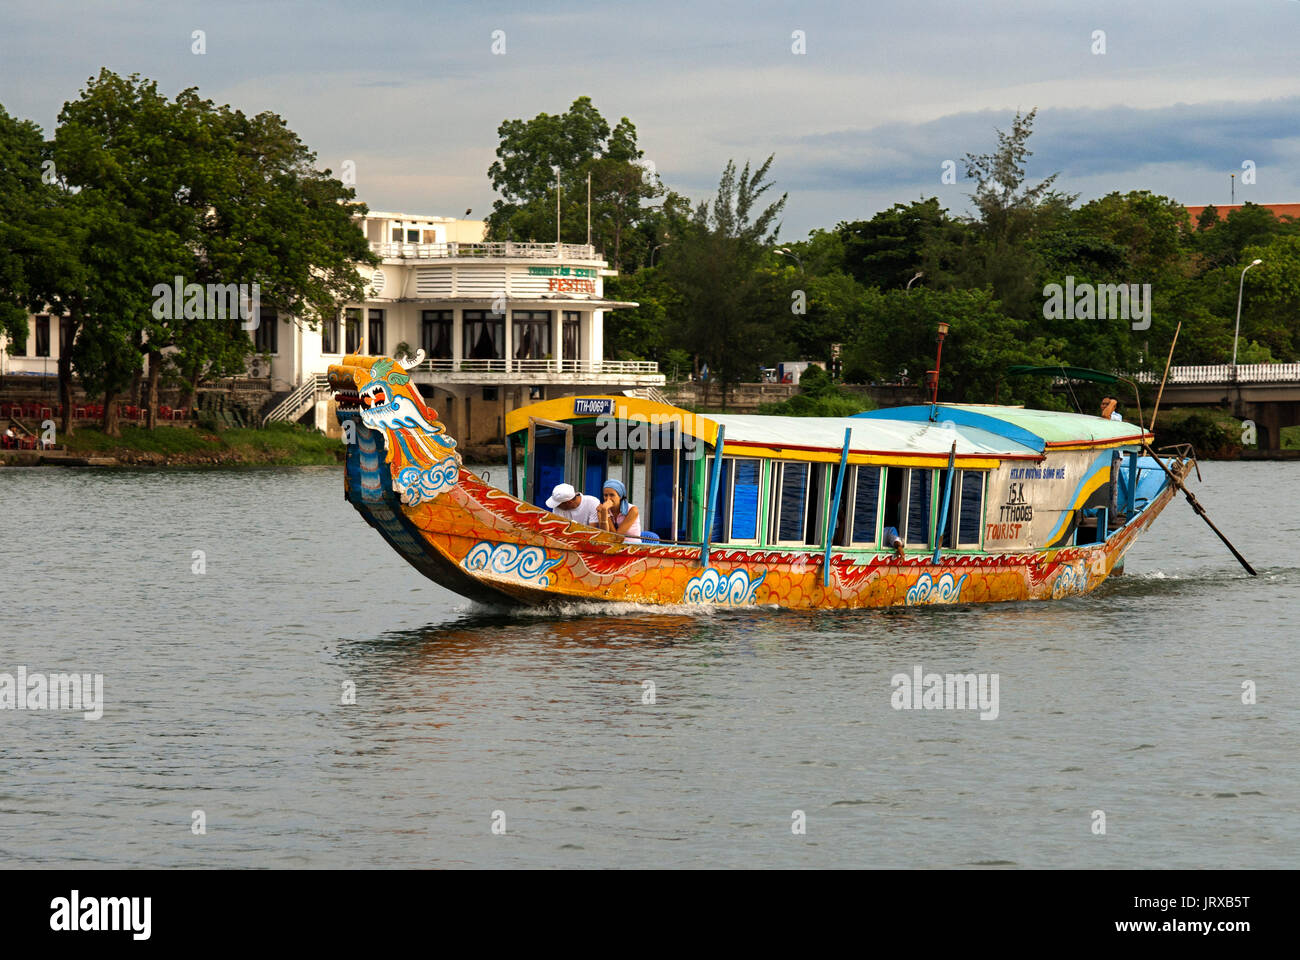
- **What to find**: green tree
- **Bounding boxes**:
[0,105,47,356]
[844,287,1063,408]
[485,98,663,271]
[659,156,788,408]
[51,70,375,430]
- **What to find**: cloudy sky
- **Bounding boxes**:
[4,0,1299,239]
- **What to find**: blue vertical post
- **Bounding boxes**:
[1126,450,1139,516]
[823,429,852,586]
[932,441,957,564]
[701,425,725,567]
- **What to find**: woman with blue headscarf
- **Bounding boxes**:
[595,477,642,539]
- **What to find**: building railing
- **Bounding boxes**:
[1114,364,1300,384]
[262,374,330,426]
[411,358,660,375]
[370,241,600,261]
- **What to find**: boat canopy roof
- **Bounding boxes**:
[855,404,1150,449]
[503,396,1149,466]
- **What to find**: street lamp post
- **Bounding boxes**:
[929,320,950,409]
[906,271,924,291]
[776,247,803,271]
[1232,258,1263,370]
[650,243,669,267]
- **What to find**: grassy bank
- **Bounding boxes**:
[56,422,342,466]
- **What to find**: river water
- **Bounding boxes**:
[0,461,1296,868]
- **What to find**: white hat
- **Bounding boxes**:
[546,482,577,509]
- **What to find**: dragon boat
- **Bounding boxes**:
[328,352,1191,610]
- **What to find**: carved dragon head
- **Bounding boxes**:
[328,350,461,505]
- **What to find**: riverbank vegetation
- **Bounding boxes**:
[56,422,340,466]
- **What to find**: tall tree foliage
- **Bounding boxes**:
[47,70,375,433]
[659,156,787,407]
[485,97,664,271]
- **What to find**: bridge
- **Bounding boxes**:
[1117,364,1300,449]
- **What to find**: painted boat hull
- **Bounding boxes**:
[338,406,1185,611]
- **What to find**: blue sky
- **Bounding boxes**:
[4,0,1299,238]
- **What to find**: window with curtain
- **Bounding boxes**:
[35,315,50,357]
[421,310,453,359]
[463,311,504,359]
[367,309,385,355]
[344,308,362,354]
[563,311,580,361]
[322,313,338,354]
[254,308,277,354]
[512,310,552,360]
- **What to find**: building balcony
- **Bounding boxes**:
[369,240,600,261]
[410,358,664,386]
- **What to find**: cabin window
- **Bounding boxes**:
[709,458,732,542]
[941,470,986,548]
[850,465,882,546]
[883,467,933,549]
[647,445,676,541]
[907,468,933,548]
[803,463,825,545]
[770,461,809,544]
[583,447,608,501]
[731,459,761,541]
[709,457,761,544]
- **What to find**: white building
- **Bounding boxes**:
[2,209,665,448]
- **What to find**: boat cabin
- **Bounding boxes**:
[502,397,1152,556]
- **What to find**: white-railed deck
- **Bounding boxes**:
[370,241,600,261]
[409,357,664,386]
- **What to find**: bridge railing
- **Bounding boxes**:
[1114,364,1300,384]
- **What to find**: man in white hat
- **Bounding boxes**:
[545,482,601,527]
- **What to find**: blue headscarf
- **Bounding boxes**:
[602,478,631,509]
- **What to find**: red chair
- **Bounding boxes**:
[74,405,87,418]
[173,406,188,420]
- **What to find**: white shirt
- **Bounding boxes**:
[552,494,601,527]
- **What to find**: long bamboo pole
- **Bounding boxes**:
[1141,446,1256,576]
[1149,321,1182,432]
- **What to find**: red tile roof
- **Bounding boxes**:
[1185,203,1300,225]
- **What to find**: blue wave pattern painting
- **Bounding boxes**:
[461,542,563,588]
[905,571,968,605]
[683,568,766,606]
